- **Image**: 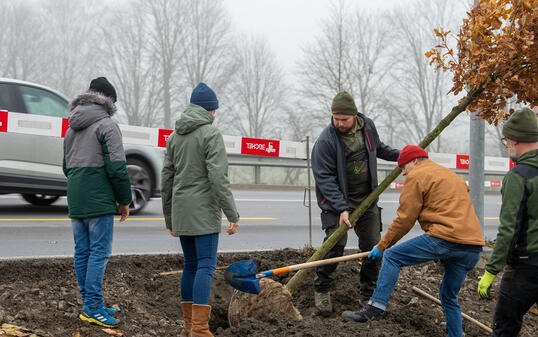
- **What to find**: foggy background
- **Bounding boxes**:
[1,0,528,157]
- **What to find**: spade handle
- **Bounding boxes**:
[255,251,370,278]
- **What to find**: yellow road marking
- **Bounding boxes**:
[0,217,276,221]
[485,217,499,220]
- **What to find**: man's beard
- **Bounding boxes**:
[508,147,518,162]
[336,125,354,133]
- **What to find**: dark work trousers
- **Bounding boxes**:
[492,264,538,336]
[314,203,382,298]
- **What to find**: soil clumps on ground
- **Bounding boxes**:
[1,249,537,336]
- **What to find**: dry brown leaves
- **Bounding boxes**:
[426,0,537,124]
[0,324,39,337]
[101,329,123,336]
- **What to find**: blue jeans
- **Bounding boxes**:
[371,234,481,337]
[179,233,219,305]
[71,214,114,309]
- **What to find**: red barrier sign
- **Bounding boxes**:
[456,154,470,169]
[158,129,174,147]
[395,182,404,189]
[61,118,70,137]
[0,110,7,132]
[241,137,280,157]
[490,181,502,187]
[509,160,516,170]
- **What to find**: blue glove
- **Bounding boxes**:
[368,246,383,259]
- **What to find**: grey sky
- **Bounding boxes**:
[223,0,402,73]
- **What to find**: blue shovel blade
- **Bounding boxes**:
[224,259,262,294]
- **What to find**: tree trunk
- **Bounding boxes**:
[286,87,482,294]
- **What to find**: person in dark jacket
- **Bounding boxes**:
[477,107,538,336]
[63,77,132,327]
[161,82,239,337]
[311,90,399,314]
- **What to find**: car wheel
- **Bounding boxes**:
[22,194,61,206]
[126,158,153,215]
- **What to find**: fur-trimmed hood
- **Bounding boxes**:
[69,91,117,116]
[68,92,117,131]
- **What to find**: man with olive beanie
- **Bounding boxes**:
[343,145,484,337]
[311,90,399,314]
[477,107,538,336]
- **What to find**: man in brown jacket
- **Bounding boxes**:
[342,145,485,337]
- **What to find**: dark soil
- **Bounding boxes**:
[1,249,537,337]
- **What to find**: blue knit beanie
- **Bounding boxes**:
[190,82,219,111]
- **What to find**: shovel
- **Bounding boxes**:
[225,251,369,294]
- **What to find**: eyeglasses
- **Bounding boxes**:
[501,137,507,146]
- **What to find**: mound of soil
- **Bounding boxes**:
[1,249,537,337]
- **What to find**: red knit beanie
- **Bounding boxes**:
[397,145,428,167]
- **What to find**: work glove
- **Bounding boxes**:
[477,270,496,299]
[368,245,383,259]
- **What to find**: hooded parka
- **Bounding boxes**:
[161,104,239,236]
[63,92,132,218]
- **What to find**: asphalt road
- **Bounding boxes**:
[0,189,503,259]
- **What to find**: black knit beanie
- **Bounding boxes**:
[89,77,117,103]
[331,91,358,115]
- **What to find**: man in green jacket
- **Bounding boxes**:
[477,107,538,336]
[64,77,132,327]
[161,82,239,337]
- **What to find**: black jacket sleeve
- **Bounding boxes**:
[311,139,349,213]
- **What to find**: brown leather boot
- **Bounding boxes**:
[180,302,193,337]
[191,304,213,337]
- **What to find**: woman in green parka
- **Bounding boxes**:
[161,83,239,337]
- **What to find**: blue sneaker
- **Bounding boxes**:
[80,307,120,327]
[82,305,117,316]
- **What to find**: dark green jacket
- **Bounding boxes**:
[486,149,538,274]
[161,104,239,236]
[63,93,132,218]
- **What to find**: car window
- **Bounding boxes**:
[19,85,68,118]
[0,83,24,112]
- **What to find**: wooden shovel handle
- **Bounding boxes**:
[412,286,492,334]
[266,251,370,277]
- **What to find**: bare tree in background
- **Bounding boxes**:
[40,0,106,98]
[181,0,240,134]
[0,1,45,81]
[297,0,353,127]
[347,11,392,122]
[230,36,287,138]
[103,3,162,127]
[143,0,187,129]
[182,0,238,90]
[386,0,464,152]
[297,1,391,128]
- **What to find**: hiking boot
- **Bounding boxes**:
[83,305,116,316]
[80,306,120,328]
[342,304,384,323]
[314,291,332,314]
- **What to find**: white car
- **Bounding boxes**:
[0,78,164,214]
